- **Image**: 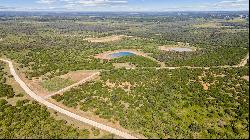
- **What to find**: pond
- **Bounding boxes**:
[169,47,193,52]
[109,52,135,58]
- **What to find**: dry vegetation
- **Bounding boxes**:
[84,35,128,43]
[113,63,136,69]
[159,42,196,52]
[242,76,249,81]
[193,22,222,28]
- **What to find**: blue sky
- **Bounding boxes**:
[0,0,249,11]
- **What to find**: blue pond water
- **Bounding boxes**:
[110,52,135,58]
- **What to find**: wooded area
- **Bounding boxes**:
[0,11,249,139]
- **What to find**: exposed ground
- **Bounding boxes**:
[238,53,249,67]
[113,63,136,69]
[60,70,99,82]
[159,42,196,52]
[84,35,129,43]
[242,76,249,81]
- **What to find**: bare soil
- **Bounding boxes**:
[84,35,128,43]
[59,70,98,82]
[159,42,196,52]
[113,63,136,69]
[242,76,249,81]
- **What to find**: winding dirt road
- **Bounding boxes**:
[0,59,137,139]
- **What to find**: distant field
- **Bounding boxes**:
[193,22,222,28]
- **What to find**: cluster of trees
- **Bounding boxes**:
[0,64,15,98]
[52,67,249,139]
[153,46,248,67]
[0,99,91,139]
[111,55,160,67]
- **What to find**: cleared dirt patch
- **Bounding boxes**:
[198,74,211,91]
[202,83,210,91]
[113,63,136,69]
[159,42,196,52]
[84,35,129,43]
[60,70,99,82]
[242,76,249,81]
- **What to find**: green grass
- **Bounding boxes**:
[42,77,74,92]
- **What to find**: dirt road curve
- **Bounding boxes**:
[237,53,249,67]
[0,59,137,139]
[44,72,100,99]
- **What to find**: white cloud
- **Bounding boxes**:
[36,0,127,6]
[215,0,249,8]
[71,0,127,6]
[37,0,57,4]
[168,0,249,11]
[0,5,16,10]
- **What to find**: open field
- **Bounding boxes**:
[84,35,129,43]
[193,22,222,28]
[42,77,74,92]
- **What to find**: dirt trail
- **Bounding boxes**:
[0,59,138,139]
[237,53,249,67]
[44,72,100,99]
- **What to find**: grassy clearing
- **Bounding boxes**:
[42,77,74,92]
[193,22,222,28]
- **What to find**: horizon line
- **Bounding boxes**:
[0,10,249,13]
